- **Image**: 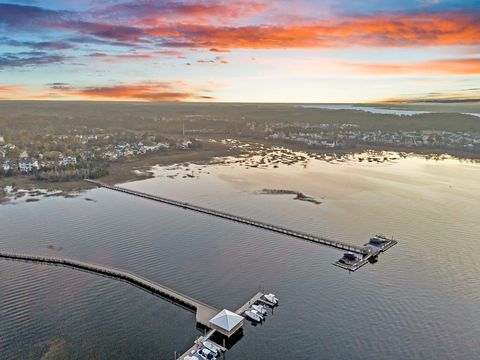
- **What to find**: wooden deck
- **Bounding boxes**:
[333,237,398,271]
[333,256,371,271]
[177,329,225,360]
[177,291,269,360]
[234,292,265,315]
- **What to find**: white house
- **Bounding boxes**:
[2,160,11,172]
[59,156,77,167]
[103,151,118,161]
[177,140,192,149]
[156,142,170,149]
[18,157,39,172]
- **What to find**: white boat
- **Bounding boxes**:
[251,308,264,320]
[202,341,220,357]
[251,304,267,316]
[196,347,217,360]
[245,309,263,322]
[263,293,279,305]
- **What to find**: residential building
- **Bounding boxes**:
[59,156,77,167]
[18,157,39,172]
[2,160,11,172]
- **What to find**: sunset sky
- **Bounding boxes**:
[0,0,479,103]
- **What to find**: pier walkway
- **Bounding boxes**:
[0,251,219,326]
[1,251,273,360]
[86,180,364,254]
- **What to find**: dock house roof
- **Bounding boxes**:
[209,309,243,332]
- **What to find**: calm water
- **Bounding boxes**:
[302,104,480,118]
[1,152,480,359]
[301,104,432,115]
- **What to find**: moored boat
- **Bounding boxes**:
[245,309,263,322]
[263,293,279,305]
[251,304,267,316]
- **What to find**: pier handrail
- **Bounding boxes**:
[86,180,364,253]
[0,251,217,312]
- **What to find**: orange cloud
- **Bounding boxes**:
[62,82,214,102]
[209,48,231,53]
[144,12,480,49]
[75,85,188,101]
[0,85,19,92]
[343,58,480,75]
[0,85,24,99]
[155,50,185,57]
[2,3,479,52]
[0,81,216,102]
[87,51,186,63]
[99,53,154,63]
[134,1,272,26]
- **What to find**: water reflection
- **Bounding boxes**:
[1,151,480,359]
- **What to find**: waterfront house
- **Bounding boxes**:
[2,160,11,172]
[18,157,39,172]
[59,156,77,167]
[177,140,192,149]
[103,151,118,161]
[156,141,170,150]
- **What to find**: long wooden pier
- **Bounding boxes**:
[86,180,364,254]
[1,250,272,360]
[0,251,219,326]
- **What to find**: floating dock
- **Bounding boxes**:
[177,292,275,360]
[177,329,220,360]
[333,235,398,271]
[334,255,372,272]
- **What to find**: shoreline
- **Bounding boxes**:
[1,137,479,205]
[221,135,480,161]
[0,141,239,204]
[98,141,240,186]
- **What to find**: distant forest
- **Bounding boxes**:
[0,101,479,135]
